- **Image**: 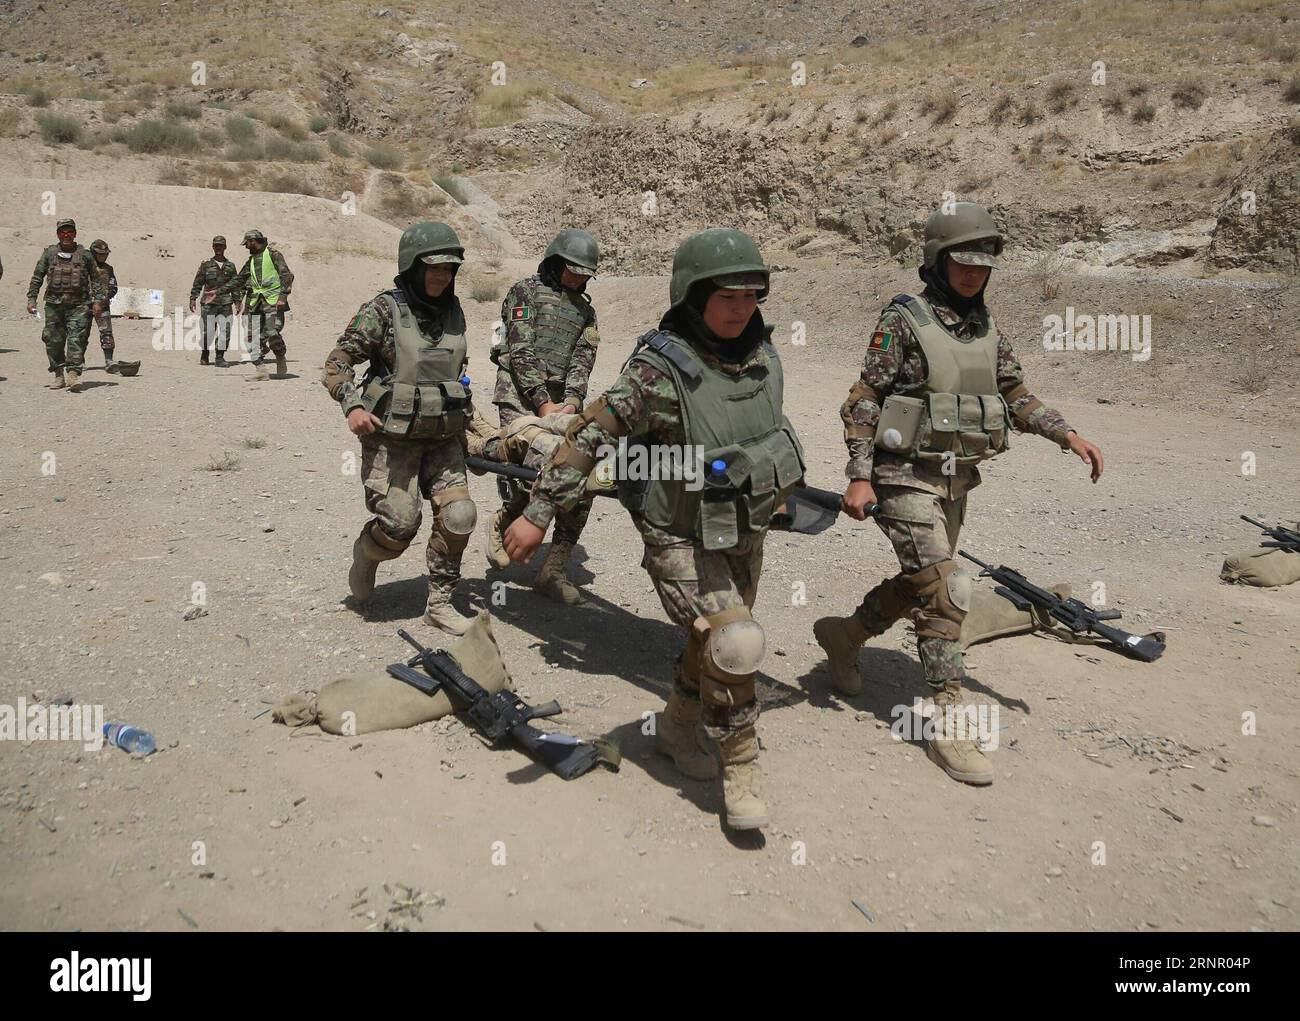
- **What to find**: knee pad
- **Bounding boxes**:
[431,487,476,555]
[436,487,478,535]
[900,560,967,641]
[694,607,765,711]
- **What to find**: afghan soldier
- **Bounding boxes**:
[814,202,1104,786]
[484,229,601,603]
[26,218,106,392]
[229,228,293,376]
[88,240,118,371]
[189,235,238,367]
[504,229,805,831]
[322,222,478,636]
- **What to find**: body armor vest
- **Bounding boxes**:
[495,278,591,402]
[874,293,1011,466]
[620,330,805,550]
[45,245,88,298]
[359,291,470,440]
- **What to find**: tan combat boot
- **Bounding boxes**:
[484,507,511,570]
[718,727,769,831]
[274,352,287,376]
[49,369,66,390]
[423,579,474,636]
[348,525,404,603]
[65,369,82,393]
[814,613,870,695]
[925,684,993,786]
[655,690,719,780]
[534,542,581,605]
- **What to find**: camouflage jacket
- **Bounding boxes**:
[840,290,1073,497]
[225,247,293,308]
[27,244,106,307]
[322,289,473,426]
[522,338,770,542]
[94,260,118,305]
[493,275,599,413]
[190,256,238,307]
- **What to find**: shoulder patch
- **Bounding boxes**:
[510,305,531,322]
[868,329,893,353]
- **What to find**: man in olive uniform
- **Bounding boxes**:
[814,202,1104,786]
[88,239,118,370]
[228,228,293,376]
[322,222,478,636]
[189,235,238,367]
[485,228,601,604]
[26,219,106,392]
[504,229,805,832]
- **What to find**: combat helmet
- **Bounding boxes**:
[398,221,464,273]
[668,228,769,310]
[922,202,1003,269]
[90,239,110,254]
[543,228,599,276]
[242,228,267,246]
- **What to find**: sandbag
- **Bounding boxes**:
[1221,548,1300,587]
[272,612,512,735]
[960,582,1071,648]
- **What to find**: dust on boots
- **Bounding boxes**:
[423,579,473,636]
[924,684,993,786]
[718,727,768,831]
[655,690,719,780]
[814,613,871,695]
[534,542,582,605]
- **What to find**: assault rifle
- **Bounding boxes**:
[1241,515,1300,553]
[466,456,876,535]
[389,628,617,780]
[958,551,1165,662]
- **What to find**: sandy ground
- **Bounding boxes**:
[1,177,1297,932]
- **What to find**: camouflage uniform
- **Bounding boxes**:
[190,245,238,361]
[492,274,600,423]
[525,345,771,733]
[487,261,600,597]
[27,243,105,376]
[838,291,1074,690]
[323,288,474,611]
[90,247,117,355]
[228,245,293,360]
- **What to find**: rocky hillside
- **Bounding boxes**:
[1,0,1299,275]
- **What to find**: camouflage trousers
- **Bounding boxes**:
[42,302,92,373]
[853,485,968,690]
[245,308,286,360]
[641,527,765,735]
[360,434,473,590]
[93,308,113,349]
[200,305,233,354]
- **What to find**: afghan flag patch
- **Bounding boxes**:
[510,305,531,322]
[868,329,893,353]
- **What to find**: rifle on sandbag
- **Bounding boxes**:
[958,551,1166,663]
[389,628,618,780]
[1241,515,1300,553]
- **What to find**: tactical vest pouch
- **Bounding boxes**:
[700,498,740,551]
[876,394,926,454]
[360,375,393,417]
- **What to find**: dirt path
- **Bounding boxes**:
[1,177,1297,932]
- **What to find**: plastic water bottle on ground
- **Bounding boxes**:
[103,722,156,756]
